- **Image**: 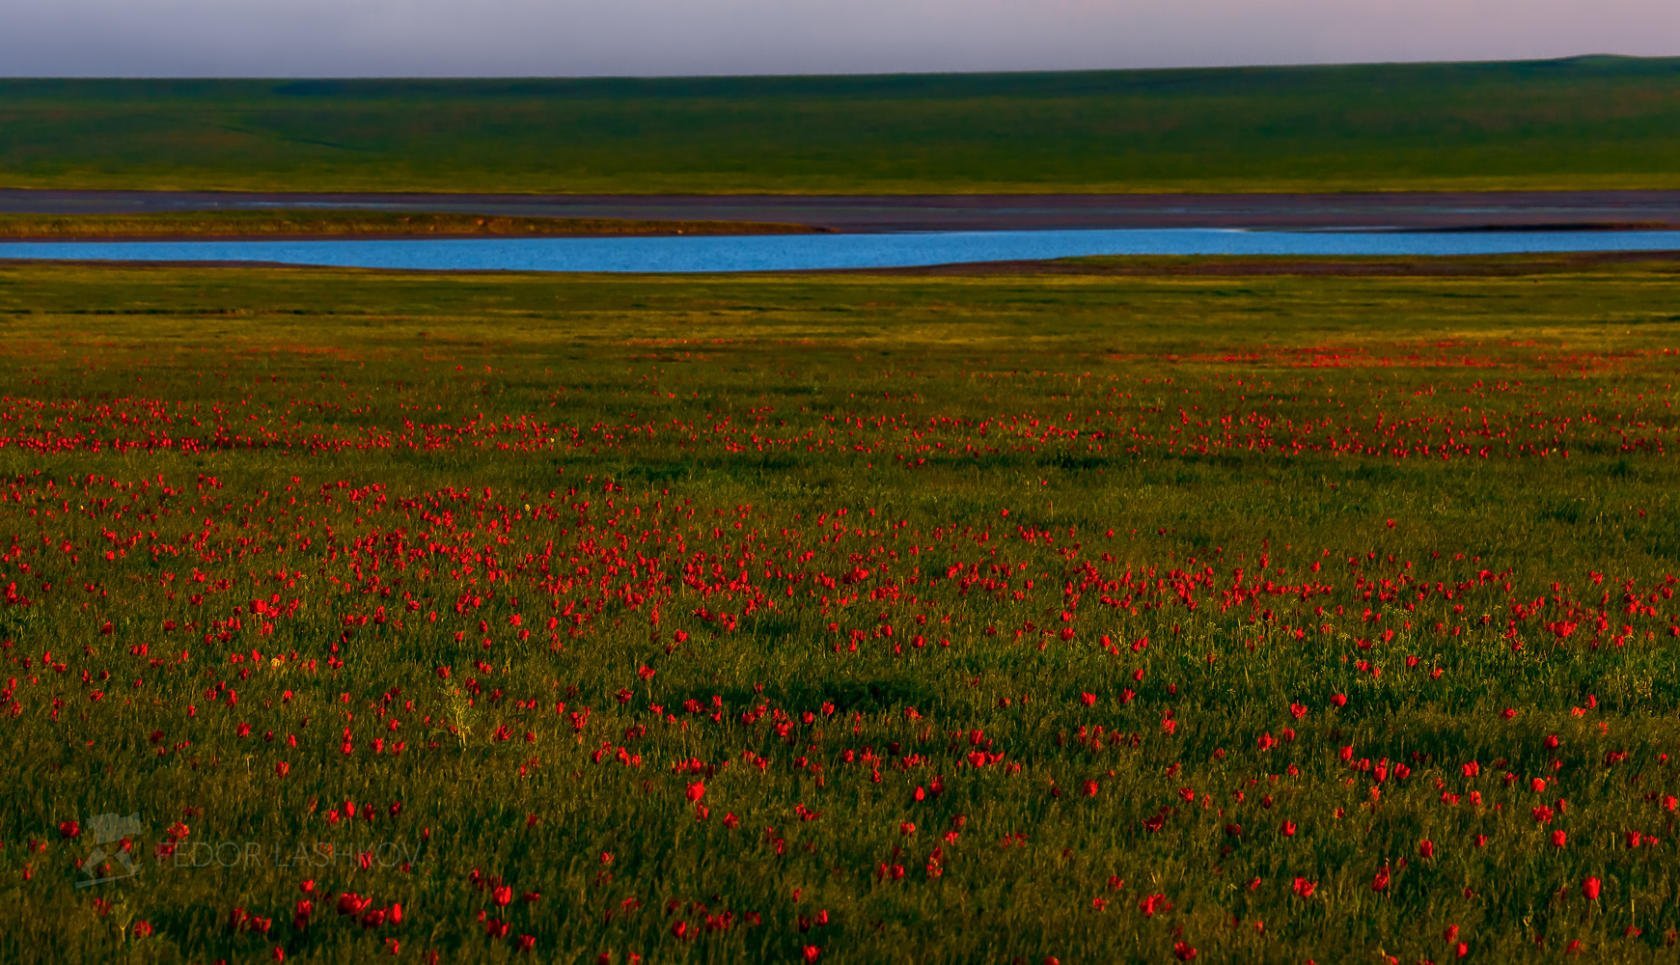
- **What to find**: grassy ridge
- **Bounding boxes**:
[4,56,1680,193]
[1,259,1679,960]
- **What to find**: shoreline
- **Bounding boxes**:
[0,211,823,243]
[0,229,822,243]
[3,188,1680,235]
[7,250,1679,279]
[5,223,1676,245]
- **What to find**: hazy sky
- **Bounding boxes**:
[3,0,1676,77]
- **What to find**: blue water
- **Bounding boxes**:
[2,228,1678,273]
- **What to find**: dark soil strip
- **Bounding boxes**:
[4,190,1680,233]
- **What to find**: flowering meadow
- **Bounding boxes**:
[1,257,1678,962]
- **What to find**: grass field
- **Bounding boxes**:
[4,56,1680,194]
[1,256,1678,960]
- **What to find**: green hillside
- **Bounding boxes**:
[2,55,1678,193]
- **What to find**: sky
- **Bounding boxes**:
[2,0,1676,77]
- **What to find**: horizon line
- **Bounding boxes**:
[3,51,1675,83]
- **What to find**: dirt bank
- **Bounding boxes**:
[4,189,1680,233]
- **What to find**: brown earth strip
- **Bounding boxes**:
[4,190,1680,233]
[0,211,819,241]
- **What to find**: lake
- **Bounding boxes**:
[2,228,1678,273]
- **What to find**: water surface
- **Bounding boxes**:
[2,228,1678,273]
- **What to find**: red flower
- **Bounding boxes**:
[1583,877,1602,900]
[337,893,371,916]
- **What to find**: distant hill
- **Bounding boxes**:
[2,56,1677,193]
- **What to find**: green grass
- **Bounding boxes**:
[0,212,816,238]
[5,55,1680,193]
[1,257,1679,960]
